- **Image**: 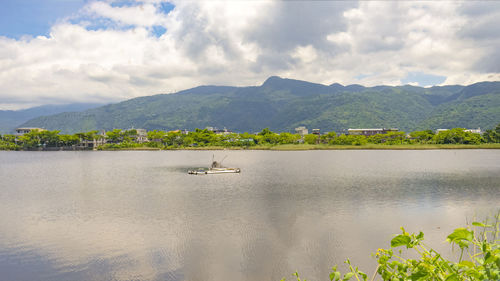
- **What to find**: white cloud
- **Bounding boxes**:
[292,45,318,64]
[0,0,499,109]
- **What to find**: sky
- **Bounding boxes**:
[0,0,499,110]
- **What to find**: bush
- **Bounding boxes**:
[331,135,367,145]
[0,140,19,150]
[285,213,500,281]
[97,141,142,150]
[433,128,483,145]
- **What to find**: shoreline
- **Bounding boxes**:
[5,143,498,151]
[176,144,500,150]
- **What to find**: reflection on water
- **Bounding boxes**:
[0,150,499,281]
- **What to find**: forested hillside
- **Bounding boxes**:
[19,77,500,133]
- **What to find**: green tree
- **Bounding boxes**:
[258,128,274,136]
[303,134,318,145]
[76,130,99,141]
[367,132,406,145]
[0,134,19,150]
[332,134,367,145]
[237,132,257,147]
[38,130,61,147]
[182,135,195,146]
[18,131,40,148]
[433,128,482,144]
[483,123,500,143]
[189,128,217,146]
[257,128,279,144]
[165,131,184,147]
[321,131,337,144]
[410,130,435,144]
[106,129,123,143]
[59,134,80,146]
[385,132,406,145]
[278,132,300,144]
[147,130,166,143]
[1,134,17,143]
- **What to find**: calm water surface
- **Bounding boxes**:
[0,150,499,281]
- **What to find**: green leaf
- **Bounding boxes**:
[391,234,412,248]
[444,273,460,281]
[409,270,428,281]
[459,260,475,268]
[472,222,492,228]
[457,240,470,249]
[447,228,474,244]
[343,272,354,281]
[484,252,495,264]
[330,272,341,281]
[416,231,424,240]
[358,271,367,281]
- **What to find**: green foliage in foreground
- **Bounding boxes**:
[285,213,500,281]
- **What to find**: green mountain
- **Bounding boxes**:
[0,103,103,134]
[18,77,500,134]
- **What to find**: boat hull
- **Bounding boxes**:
[188,168,241,175]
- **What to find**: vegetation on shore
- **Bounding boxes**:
[286,213,500,281]
[1,124,499,151]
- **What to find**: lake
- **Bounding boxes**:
[0,150,499,281]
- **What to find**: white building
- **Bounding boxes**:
[348,128,398,136]
[126,128,148,143]
[15,127,45,135]
[464,128,482,134]
[295,126,308,136]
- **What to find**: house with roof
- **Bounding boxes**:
[15,127,46,135]
[347,128,399,136]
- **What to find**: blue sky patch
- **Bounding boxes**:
[152,25,167,37]
[0,0,175,38]
[355,73,371,80]
[401,72,446,87]
[110,0,139,8]
[159,2,175,14]
[0,0,87,38]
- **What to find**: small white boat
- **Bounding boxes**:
[188,155,241,175]
[188,167,241,175]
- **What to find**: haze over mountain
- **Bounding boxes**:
[0,103,103,133]
[19,77,500,134]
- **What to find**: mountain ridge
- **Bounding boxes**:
[17,77,500,134]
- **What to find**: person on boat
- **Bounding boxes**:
[211,161,222,168]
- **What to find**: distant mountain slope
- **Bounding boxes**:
[20,77,500,134]
[418,92,500,130]
[0,103,104,134]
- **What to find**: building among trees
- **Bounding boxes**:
[348,128,399,136]
[15,127,45,135]
[295,126,308,136]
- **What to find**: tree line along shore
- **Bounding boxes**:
[1,124,500,151]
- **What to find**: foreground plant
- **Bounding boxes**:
[284,213,499,281]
